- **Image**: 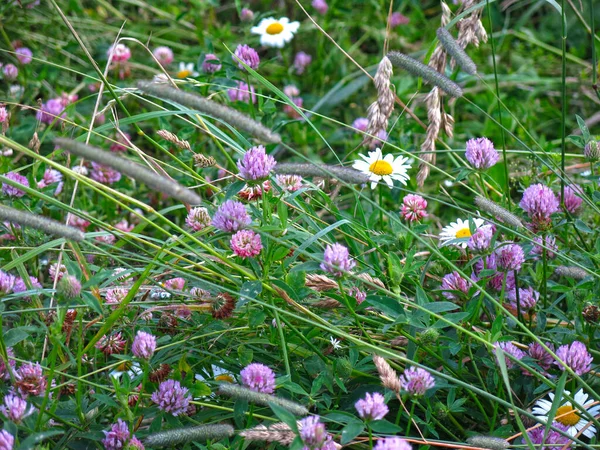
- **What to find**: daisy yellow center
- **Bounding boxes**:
[117,361,132,372]
[369,160,393,176]
[556,405,580,426]
[266,22,284,35]
[215,374,234,383]
[455,227,472,238]
[177,69,192,78]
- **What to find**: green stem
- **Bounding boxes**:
[486,0,511,209]
[560,0,567,201]
[405,400,416,436]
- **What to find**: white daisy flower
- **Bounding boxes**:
[109,361,142,380]
[251,17,300,48]
[330,336,342,350]
[176,62,199,79]
[439,217,485,248]
[532,389,600,438]
[352,147,411,189]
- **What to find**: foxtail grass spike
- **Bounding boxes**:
[386,51,463,98]
[554,266,589,280]
[436,27,478,75]
[239,422,297,446]
[144,424,234,447]
[137,81,281,144]
[474,196,523,229]
[0,205,84,242]
[467,436,510,450]
[54,138,201,205]
[218,383,309,416]
[274,163,369,185]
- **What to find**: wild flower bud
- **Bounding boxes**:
[584,140,600,160]
[58,275,82,299]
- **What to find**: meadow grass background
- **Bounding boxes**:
[0,0,599,449]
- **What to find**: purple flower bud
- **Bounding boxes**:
[233,44,260,71]
[400,366,435,396]
[0,393,34,423]
[2,172,29,197]
[495,243,525,272]
[389,12,410,27]
[237,145,277,181]
[15,47,33,64]
[555,341,592,375]
[227,81,256,103]
[153,46,174,66]
[401,194,428,222]
[465,137,499,170]
[293,51,312,75]
[186,207,211,231]
[230,230,262,258]
[240,8,254,22]
[374,437,412,450]
[3,64,18,80]
[560,184,584,215]
[441,271,471,300]
[132,330,157,359]
[201,54,221,73]
[90,162,121,185]
[58,275,82,298]
[151,379,191,416]
[240,363,276,394]
[212,200,252,233]
[467,224,494,252]
[320,243,356,277]
[312,0,328,14]
[495,341,525,369]
[519,183,559,230]
[352,117,368,132]
[0,430,14,450]
[355,392,389,421]
[506,287,539,311]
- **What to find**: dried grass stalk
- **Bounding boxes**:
[364,56,395,147]
[372,354,401,393]
[312,298,342,308]
[305,274,339,291]
[356,272,386,290]
[157,129,191,151]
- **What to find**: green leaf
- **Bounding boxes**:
[238,281,263,306]
[269,402,299,432]
[576,115,590,141]
[574,219,592,234]
[237,345,253,366]
[424,302,459,313]
[3,327,30,347]
[543,372,568,441]
[17,431,64,450]
[369,420,404,433]
[567,135,585,148]
[340,420,365,445]
[234,398,249,428]
[365,295,404,319]
[387,252,403,286]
